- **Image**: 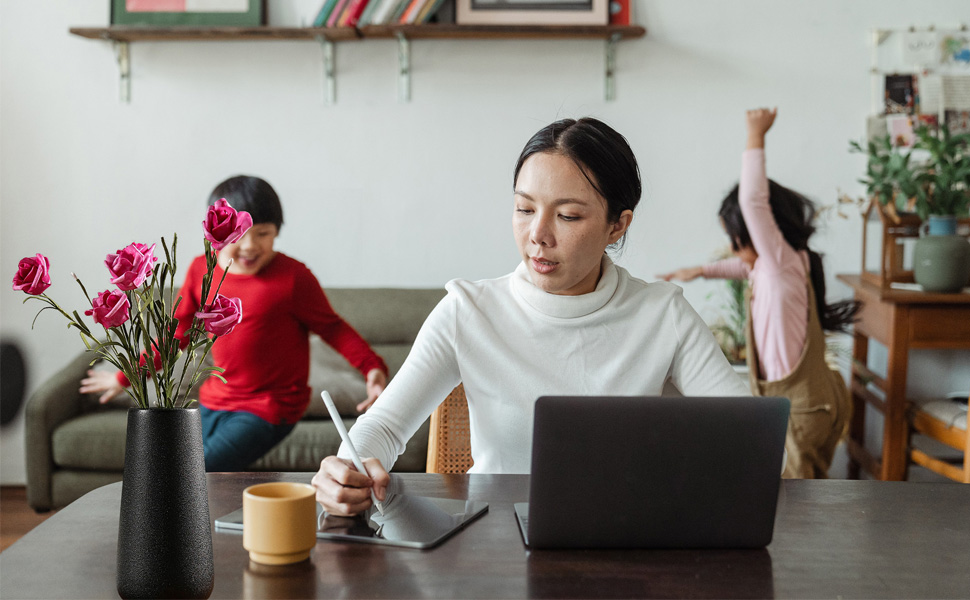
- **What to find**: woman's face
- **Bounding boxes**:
[513,152,632,296]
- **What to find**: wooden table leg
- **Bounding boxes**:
[848,331,869,480]
[881,305,910,481]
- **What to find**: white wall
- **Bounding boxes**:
[2,0,968,484]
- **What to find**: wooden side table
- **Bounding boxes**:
[837,274,970,481]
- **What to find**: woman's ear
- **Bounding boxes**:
[608,210,634,244]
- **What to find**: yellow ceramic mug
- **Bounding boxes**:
[242,482,317,565]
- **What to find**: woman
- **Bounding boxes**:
[313,118,749,515]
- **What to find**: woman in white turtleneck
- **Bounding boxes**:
[312,118,749,516]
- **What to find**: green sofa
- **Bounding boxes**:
[25,288,447,511]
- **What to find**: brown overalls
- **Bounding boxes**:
[745,281,851,479]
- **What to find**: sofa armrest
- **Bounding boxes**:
[24,350,98,511]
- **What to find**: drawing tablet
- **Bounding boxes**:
[215,493,488,549]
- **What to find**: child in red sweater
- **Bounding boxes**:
[80,175,388,471]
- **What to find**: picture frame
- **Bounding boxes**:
[456,0,609,26]
[110,0,266,27]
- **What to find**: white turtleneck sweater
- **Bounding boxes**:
[341,256,749,474]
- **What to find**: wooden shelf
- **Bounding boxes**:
[69,24,645,42]
[69,26,360,42]
[360,24,645,40]
[68,24,646,104]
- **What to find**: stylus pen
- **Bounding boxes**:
[320,391,385,515]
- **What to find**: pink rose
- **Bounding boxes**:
[12,254,52,295]
[105,242,158,291]
[203,199,253,251]
[195,295,242,337]
[85,289,131,329]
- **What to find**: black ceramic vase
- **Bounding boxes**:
[117,407,214,600]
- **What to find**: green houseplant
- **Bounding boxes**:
[850,124,970,292]
[708,277,747,364]
[909,124,970,292]
[849,133,920,219]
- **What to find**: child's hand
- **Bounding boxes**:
[746,107,777,149]
[79,369,125,404]
[656,266,704,282]
[357,368,387,413]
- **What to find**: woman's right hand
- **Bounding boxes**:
[79,369,125,404]
[656,266,704,282]
[311,455,389,516]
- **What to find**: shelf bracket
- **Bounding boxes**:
[317,36,336,105]
[114,41,131,103]
[397,32,411,103]
[605,33,621,102]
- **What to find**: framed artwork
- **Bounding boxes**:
[456,0,609,26]
[111,0,265,26]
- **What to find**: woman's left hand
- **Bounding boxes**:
[357,368,387,413]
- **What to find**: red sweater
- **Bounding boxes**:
[117,253,387,424]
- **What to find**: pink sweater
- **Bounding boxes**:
[702,149,809,382]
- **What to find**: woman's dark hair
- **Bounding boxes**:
[208,175,284,230]
[719,181,861,332]
[513,118,641,249]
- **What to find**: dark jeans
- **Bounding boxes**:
[198,405,295,472]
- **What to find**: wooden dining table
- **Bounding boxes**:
[2,472,968,599]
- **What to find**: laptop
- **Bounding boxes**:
[515,395,790,549]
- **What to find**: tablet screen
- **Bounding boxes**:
[215,494,488,549]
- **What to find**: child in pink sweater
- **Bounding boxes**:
[660,108,860,478]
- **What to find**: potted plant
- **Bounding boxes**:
[849,132,921,218]
[11,200,251,599]
[909,124,970,292]
[850,124,970,292]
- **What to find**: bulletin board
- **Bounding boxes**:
[868,25,970,143]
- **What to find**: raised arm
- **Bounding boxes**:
[739,108,789,270]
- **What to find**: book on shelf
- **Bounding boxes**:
[387,0,413,24]
[399,0,429,24]
[341,0,370,26]
[313,0,340,27]
[416,0,446,23]
[609,0,630,26]
[327,0,353,26]
[368,0,398,25]
[356,0,383,27]
[364,0,390,24]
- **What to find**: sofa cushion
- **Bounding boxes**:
[52,410,128,470]
[304,340,416,418]
[305,338,369,418]
[325,288,446,345]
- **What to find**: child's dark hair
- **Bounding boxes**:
[513,117,641,249]
[208,175,284,230]
[719,180,861,332]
